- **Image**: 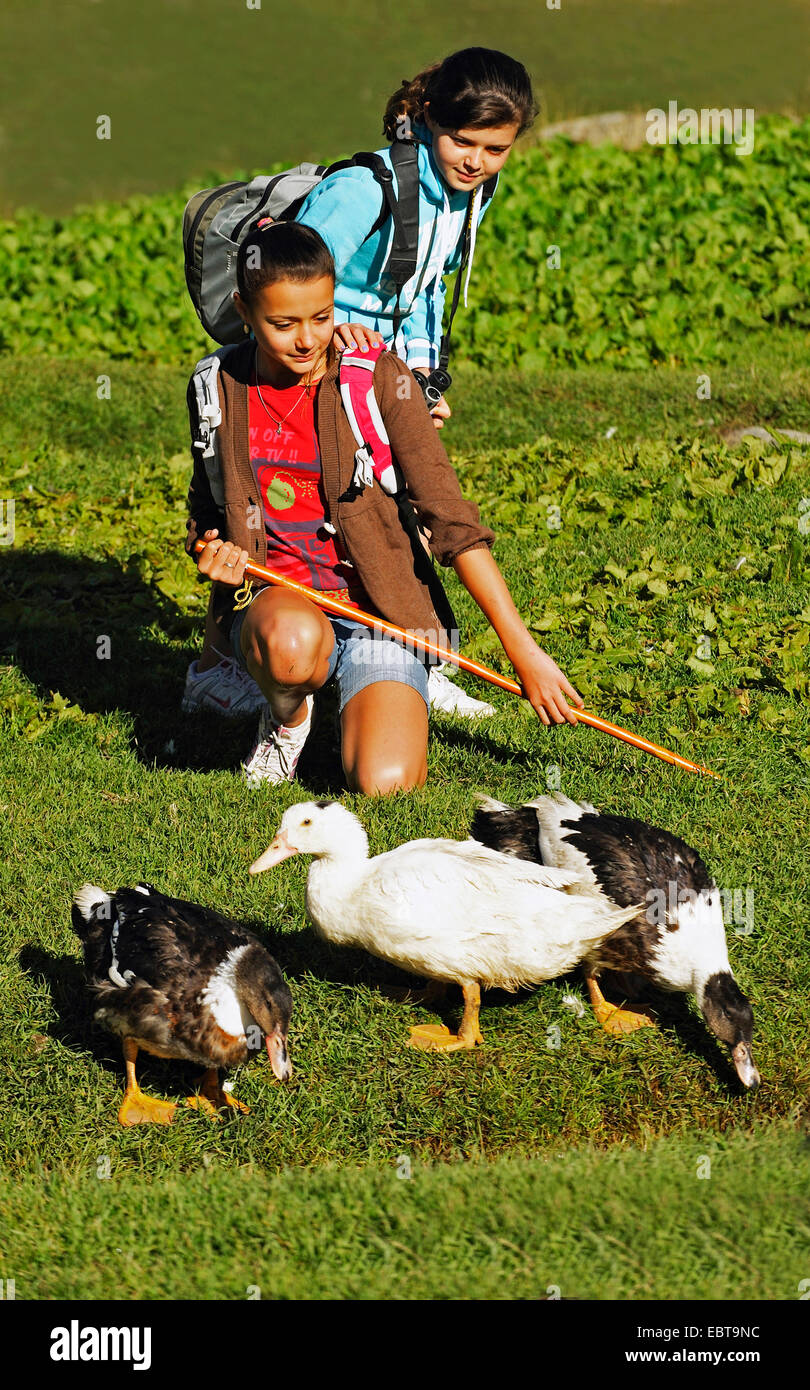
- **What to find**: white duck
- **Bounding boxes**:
[249,800,639,1051]
[471,791,760,1088]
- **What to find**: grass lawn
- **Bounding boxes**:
[1,355,808,1299]
[2,1125,808,1301]
[4,0,810,216]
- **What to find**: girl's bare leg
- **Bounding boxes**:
[198,590,234,673]
[340,682,428,795]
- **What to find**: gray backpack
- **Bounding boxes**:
[182,141,495,348]
[183,165,328,343]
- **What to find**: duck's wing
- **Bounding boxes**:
[518,795,605,889]
[91,978,175,1047]
[357,841,639,987]
[532,807,715,917]
[362,841,582,936]
[74,883,257,997]
[470,795,603,893]
[384,838,579,893]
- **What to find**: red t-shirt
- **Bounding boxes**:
[248,372,367,608]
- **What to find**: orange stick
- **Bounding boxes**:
[194,543,720,779]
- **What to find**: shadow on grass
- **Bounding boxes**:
[18,944,102,1058]
[18,927,747,1106]
[1,548,501,786]
[426,718,538,771]
[17,943,229,1099]
[221,916,750,1095]
[1,549,253,770]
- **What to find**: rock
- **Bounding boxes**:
[537,111,652,150]
[721,425,810,446]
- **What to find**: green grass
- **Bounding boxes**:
[1,357,809,1297]
[3,352,810,486]
[4,4,810,1303]
[2,1124,808,1300]
[4,1,810,216]
[7,115,810,373]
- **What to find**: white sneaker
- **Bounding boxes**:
[242,695,314,787]
[182,659,266,718]
[428,664,496,718]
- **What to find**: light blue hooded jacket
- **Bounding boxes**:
[295,121,498,370]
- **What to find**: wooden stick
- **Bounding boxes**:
[194,543,720,779]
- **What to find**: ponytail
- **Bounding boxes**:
[383,61,442,141]
[382,47,538,141]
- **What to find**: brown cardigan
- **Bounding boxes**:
[185,340,495,640]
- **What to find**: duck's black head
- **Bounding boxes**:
[236,947,293,1082]
[701,971,759,1089]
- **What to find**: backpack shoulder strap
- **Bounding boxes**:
[338,343,399,496]
[337,343,459,640]
[385,140,420,289]
[190,345,240,511]
[192,350,224,458]
[323,142,420,341]
[320,151,392,245]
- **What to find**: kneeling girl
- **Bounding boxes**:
[186,221,582,794]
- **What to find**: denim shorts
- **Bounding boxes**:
[229,588,430,714]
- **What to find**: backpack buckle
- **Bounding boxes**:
[193,420,211,451]
[353,444,375,490]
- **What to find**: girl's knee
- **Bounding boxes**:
[349,756,427,797]
[246,607,331,686]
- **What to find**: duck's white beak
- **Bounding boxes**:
[732,1040,760,1089]
[266,1031,292,1082]
[250,831,298,874]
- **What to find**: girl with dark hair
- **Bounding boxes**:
[291,46,538,717]
[185,223,581,794]
[297,46,536,399]
[184,49,538,721]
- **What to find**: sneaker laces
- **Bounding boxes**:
[231,662,262,692]
[245,698,313,781]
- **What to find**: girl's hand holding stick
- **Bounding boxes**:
[451,546,582,726]
[195,530,249,587]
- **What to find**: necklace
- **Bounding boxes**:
[255,380,308,436]
[254,347,326,436]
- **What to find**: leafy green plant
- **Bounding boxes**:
[3,117,810,369]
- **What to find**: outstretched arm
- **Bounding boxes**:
[452,546,584,726]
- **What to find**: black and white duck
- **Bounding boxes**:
[72,881,292,1125]
[470,791,759,1088]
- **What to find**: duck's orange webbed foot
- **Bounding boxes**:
[408,1023,473,1051]
[118,1038,179,1125]
[192,1068,249,1115]
[407,983,484,1052]
[118,1085,177,1127]
[586,974,656,1035]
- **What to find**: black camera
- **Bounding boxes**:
[413,366,452,410]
